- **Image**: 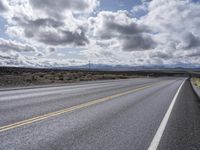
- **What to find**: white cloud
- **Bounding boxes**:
[0,38,36,52]
[30,0,99,16]
[0,0,9,13]
[0,0,200,67]
[88,10,156,51]
[134,0,200,65]
[2,0,94,47]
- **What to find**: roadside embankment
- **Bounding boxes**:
[190,78,200,100]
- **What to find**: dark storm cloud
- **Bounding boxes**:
[11,16,89,46]
[98,21,151,42]
[37,30,89,46]
[27,18,64,28]
[104,21,149,36]
[181,32,200,49]
[23,18,65,40]
[122,34,156,51]
[92,11,156,51]
[12,17,64,28]
[12,17,64,37]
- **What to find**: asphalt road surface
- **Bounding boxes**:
[0,78,200,150]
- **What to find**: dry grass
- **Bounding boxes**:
[192,78,200,88]
[0,69,141,87]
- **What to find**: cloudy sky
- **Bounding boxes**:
[0,0,200,67]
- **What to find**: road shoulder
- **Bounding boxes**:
[158,79,200,150]
[190,78,200,102]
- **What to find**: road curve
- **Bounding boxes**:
[0,78,200,150]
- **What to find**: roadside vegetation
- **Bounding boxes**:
[0,67,189,88]
[0,67,141,87]
[192,78,200,88]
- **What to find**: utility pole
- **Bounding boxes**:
[89,60,91,71]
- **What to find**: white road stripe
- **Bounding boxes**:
[148,79,186,150]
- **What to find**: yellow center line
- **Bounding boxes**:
[0,82,161,133]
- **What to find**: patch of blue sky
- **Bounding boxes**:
[0,17,9,39]
[100,0,142,12]
[99,0,148,19]
[192,0,200,3]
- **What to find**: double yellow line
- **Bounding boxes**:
[0,83,156,133]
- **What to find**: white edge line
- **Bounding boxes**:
[148,79,186,150]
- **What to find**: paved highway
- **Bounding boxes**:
[0,78,200,150]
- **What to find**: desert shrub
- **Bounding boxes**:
[39,74,44,78]
[58,74,64,80]
[31,76,37,81]
[26,79,32,83]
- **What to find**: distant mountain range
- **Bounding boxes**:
[1,64,200,72]
[54,64,200,71]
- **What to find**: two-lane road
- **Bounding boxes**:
[0,78,200,150]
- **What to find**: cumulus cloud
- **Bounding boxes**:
[150,51,172,60]
[47,47,56,54]
[2,0,91,47]
[0,49,86,67]
[129,0,200,65]
[1,0,200,67]
[122,34,156,51]
[30,0,99,17]
[37,29,89,46]
[0,0,9,13]
[142,0,200,50]
[89,11,156,51]
[0,38,36,52]
[9,16,89,46]
[176,32,200,50]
